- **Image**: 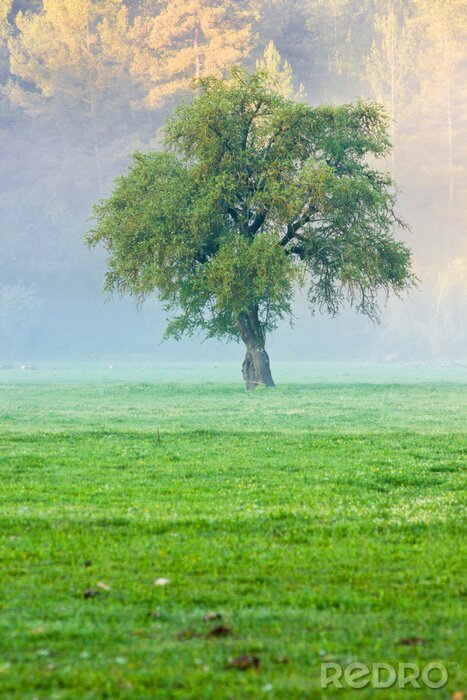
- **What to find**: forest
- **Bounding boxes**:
[0,0,466,360]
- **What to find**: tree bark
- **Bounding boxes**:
[236,308,275,390]
[194,23,201,79]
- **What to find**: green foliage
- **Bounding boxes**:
[88,69,413,344]
[256,40,304,99]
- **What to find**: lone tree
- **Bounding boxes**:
[87,69,413,388]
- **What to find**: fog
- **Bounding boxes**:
[1,0,465,364]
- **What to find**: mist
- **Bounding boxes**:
[1,0,465,365]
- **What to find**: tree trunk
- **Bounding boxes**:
[445,58,454,258]
[389,5,396,181]
[236,308,275,390]
[194,23,201,79]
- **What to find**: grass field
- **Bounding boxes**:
[0,363,465,699]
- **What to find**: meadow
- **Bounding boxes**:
[0,362,465,699]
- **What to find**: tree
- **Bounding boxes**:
[256,40,304,100]
[0,0,13,96]
[0,0,12,26]
[410,0,467,255]
[131,0,256,107]
[298,0,377,101]
[86,69,414,388]
[8,0,135,192]
[365,1,414,179]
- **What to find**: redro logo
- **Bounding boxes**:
[321,661,449,689]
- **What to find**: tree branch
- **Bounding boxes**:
[208,122,234,155]
[248,211,267,236]
[242,101,263,149]
[225,205,240,223]
[280,212,313,247]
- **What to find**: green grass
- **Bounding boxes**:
[0,364,465,698]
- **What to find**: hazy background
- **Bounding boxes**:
[1,0,466,363]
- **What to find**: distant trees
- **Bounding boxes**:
[8,0,135,191]
[365,2,413,179]
[298,0,378,100]
[0,0,465,360]
[361,0,467,258]
[0,1,12,26]
[131,0,255,106]
[411,0,467,243]
[256,41,304,99]
[5,0,466,217]
[0,1,13,90]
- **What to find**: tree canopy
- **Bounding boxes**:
[87,69,414,386]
